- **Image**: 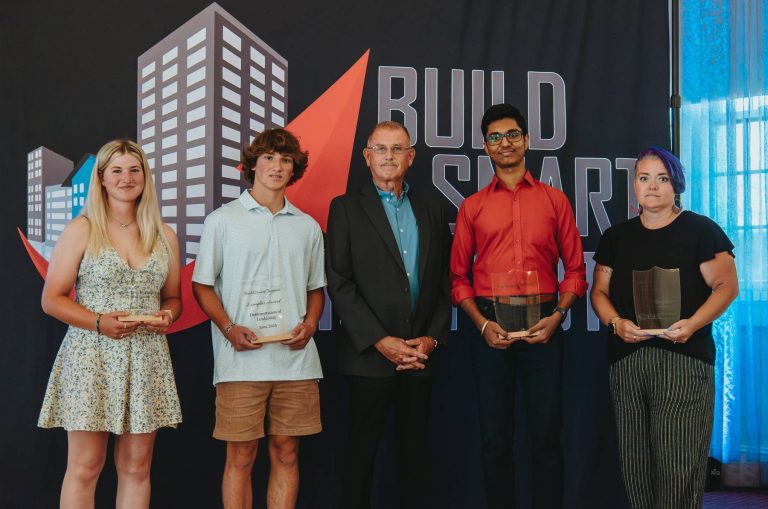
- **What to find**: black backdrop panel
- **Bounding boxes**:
[0,1,668,507]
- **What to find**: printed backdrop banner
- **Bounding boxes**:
[0,1,668,507]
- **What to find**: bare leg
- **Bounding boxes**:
[114,432,157,509]
[222,440,259,509]
[267,435,299,509]
[60,431,109,509]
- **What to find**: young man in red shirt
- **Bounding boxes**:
[450,104,588,508]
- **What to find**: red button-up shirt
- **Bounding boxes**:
[450,171,588,304]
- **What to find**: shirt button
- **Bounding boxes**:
[404,287,409,293]
[517,261,522,264]
[407,272,411,277]
[400,229,404,232]
[403,250,407,254]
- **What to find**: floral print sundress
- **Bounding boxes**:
[38,247,182,434]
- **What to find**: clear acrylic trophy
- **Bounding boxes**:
[118,282,162,323]
[491,270,541,339]
[632,266,681,335]
[243,276,293,344]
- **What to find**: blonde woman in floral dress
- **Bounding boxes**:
[38,139,182,509]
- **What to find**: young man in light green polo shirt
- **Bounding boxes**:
[192,128,326,509]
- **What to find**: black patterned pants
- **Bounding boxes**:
[610,347,715,509]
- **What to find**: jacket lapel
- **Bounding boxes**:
[359,183,407,274]
[410,190,430,288]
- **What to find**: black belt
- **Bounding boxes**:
[476,296,557,320]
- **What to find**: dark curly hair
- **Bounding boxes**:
[241,128,309,186]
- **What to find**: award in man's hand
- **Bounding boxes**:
[491,270,542,339]
[632,266,681,335]
[243,276,293,344]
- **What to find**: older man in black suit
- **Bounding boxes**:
[326,120,452,509]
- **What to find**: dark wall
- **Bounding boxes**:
[0,1,669,507]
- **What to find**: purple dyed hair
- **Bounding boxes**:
[635,146,686,194]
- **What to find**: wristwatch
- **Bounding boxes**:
[553,306,568,323]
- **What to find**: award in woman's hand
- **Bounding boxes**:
[117,286,164,323]
[491,270,542,339]
[632,266,681,335]
[243,276,294,344]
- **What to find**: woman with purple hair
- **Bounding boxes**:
[590,147,738,508]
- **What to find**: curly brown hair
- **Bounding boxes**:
[241,128,309,186]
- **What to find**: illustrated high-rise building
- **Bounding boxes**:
[137,2,288,263]
[62,154,96,220]
[27,147,73,243]
[44,184,73,247]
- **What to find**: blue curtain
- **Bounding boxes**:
[680,0,768,487]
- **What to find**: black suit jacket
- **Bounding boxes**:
[325,180,452,377]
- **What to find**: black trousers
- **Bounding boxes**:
[340,374,433,509]
[473,298,564,509]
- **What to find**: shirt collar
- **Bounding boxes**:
[374,180,410,202]
[489,170,535,191]
[238,189,298,215]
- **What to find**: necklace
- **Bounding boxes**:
[111,218,135,228]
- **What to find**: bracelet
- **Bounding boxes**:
[608,316,624,335]
[479,319,490,336]
[95,313,102,334]
[223,322,236,336]
[431,337,438,349]
[222,322,236,336]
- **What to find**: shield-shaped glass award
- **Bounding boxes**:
[491,270,541,339]
[632,266,681,335]
[242,275,294,344]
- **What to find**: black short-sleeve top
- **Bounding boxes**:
[593,211,734,364]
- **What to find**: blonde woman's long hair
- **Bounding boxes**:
[82,139,169,267]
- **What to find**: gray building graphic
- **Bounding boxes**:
[137,2,289,263]
[27,147,73,243]
[44,184,73,246]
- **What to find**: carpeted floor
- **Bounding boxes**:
[703,489,768,508]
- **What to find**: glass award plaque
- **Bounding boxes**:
[632,266,681,335]
[243,276,293,344]
[491,270,541,339]
[118,286,164,323]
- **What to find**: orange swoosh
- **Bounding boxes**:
[286,50,369,231]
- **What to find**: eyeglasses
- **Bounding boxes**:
[366,145,412,155]
[485,130,524,145]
